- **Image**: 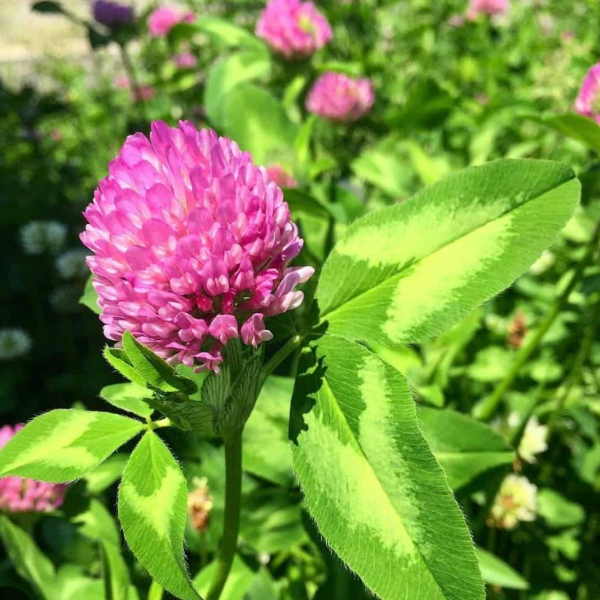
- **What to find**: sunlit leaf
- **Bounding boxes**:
[317,160,580,347]
[0,410,144,482]
[118,431,200,600]
[292,335,484,600]
[419,407,515,489]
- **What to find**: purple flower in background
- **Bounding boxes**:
[306,72,374,122]
[256,0,332,59]
[575,63,600,124]
[92,0,135,29]
[0,425,67,513]
[80,121,313,373]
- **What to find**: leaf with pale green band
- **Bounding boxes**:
[418,407,515,490]
[0,409,144,482]
[291,334,484,600]
[118,431,201,600]
[316,159,580,346]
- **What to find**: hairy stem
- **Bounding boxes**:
[473,218,600,420]
[206,431,243,600]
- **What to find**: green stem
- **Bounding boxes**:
[148,580,163,600]
[473,218,600,420]
[550,298,600,424]
[148,417,171,430]
[261,335,302,381]
[206,431,244,600]
[118,43,148,120]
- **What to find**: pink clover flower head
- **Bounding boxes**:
[81,121,314,373]
[306,72,374,122]
[0,425,67,513]
[466,0,509,19]
[266,164,297,188]
[93,0,135,29]
[133,84,155,103]
[575,63,600,124]
[256,0,332,59]
[148,6,195,37]
[172,52,197,69]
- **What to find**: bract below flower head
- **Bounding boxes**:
[306,72,374,122]
[0,425,67,513]
[148,6,195,37]
[93,0,135,29]
[81,121,314,373]
[256,0,332,59]
[575,63,600,124]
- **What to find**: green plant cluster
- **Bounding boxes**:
[0,1,599,600]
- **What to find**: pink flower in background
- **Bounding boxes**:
[132,84,155,103]
[148,6,195,37]
[466,0,509,19]
[256,0,332,59]
[448,13,466,27]
[0,425,67,513]
[93,0,135,29]
[172,52,198,69]
[306,72,374,122]
[114,76,155,102]
[575,63,600,124]
[81,121,313,372]
[266,165,297,188]
[114,75,130,89]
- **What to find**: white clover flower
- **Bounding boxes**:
[484,313,507,335]
[529,250,555,275]
[0,329,32,360]
[509,413,549,463]
[20,221,68,255]
[490,474,537,530]
[55,249,90,280]
[49,285,82,313]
